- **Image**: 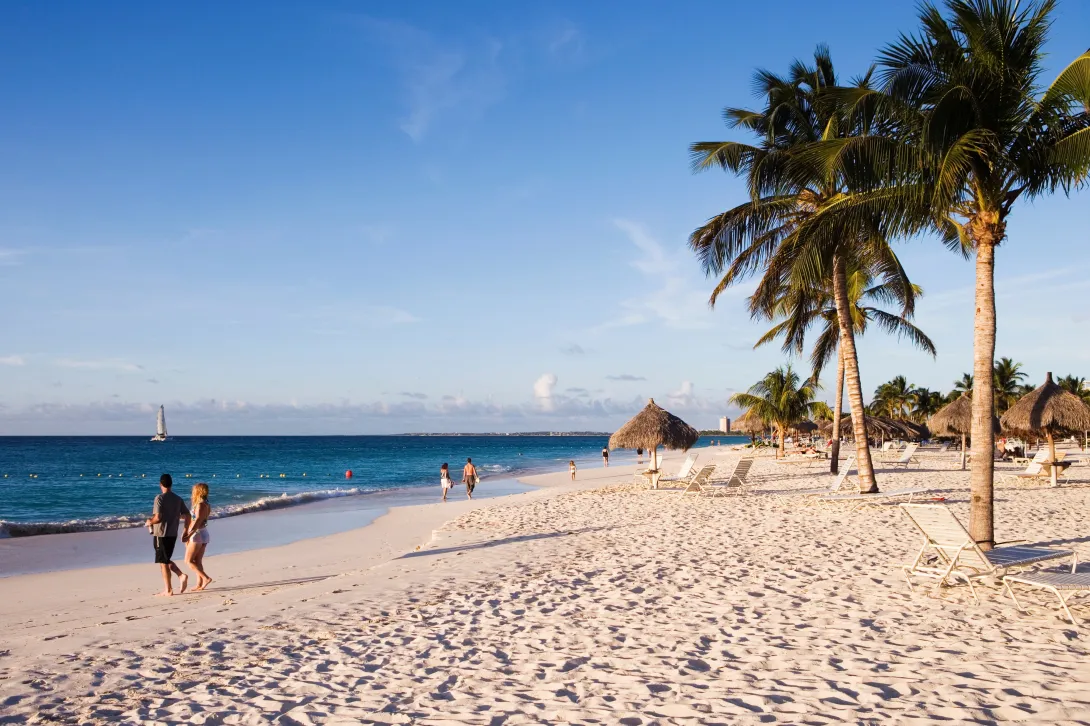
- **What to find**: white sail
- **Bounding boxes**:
[157,406,167,437]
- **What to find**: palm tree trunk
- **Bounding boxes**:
[830,347,844,475]
[832,255,878,493]
[969,237,998,548]
[778,425,785,458]
[1047,431,1057,487]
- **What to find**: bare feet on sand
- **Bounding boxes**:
[154,590,173,597]
[178,574,189,594]
[193,578,213,592]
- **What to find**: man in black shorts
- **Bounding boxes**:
[145,474,192,596]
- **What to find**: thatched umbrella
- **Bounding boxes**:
[609,398,699,473]
[822,414,901,441]
[732,409,767,442]
[930,393,1000,470]
[793,420,819,433]
[1001,372,1090,485]
[892,419,931,441]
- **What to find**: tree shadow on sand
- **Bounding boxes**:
[399,526,613,560]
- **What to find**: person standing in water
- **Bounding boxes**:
[569,460,577,480]
[462,458,478,499]
[145,474,192,597]
[601,447,609,467]
[182,482,213,592]
[440,463,454,502]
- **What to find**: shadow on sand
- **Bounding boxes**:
[400,526,613,560]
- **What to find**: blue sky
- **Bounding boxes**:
[1,1,1088,434]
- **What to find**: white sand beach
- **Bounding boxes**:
[3,448,1090,724]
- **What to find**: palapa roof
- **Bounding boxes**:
[731,410,767,435]
[1000,372,1090,436]
[929,393,999,437]
[793,420,819,433]
[820,414,929,440]
[609,398,700,451]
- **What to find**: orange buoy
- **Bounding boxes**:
[345,469,353,479]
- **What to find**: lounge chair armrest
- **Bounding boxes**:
[994,539,1027,546]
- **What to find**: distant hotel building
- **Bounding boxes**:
[718,416,731,433]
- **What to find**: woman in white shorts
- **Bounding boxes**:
[440,463,454,502]
[182,482,213,591]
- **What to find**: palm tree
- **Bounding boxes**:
[690,46,895,492]
[871,375,915,418]
[729,365,822,458]
[953,373,974,393]
[753,260,934,474]
[993,357,1027,414]
[868,1,1090,546]
[911,387,946,423]
[1057,374,1090,405]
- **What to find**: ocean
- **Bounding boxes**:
[0,435,746,537]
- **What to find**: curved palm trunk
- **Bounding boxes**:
[830,348,844,474]
[832,255,877,493]
[969,239,997,548]
[778,425,786,458]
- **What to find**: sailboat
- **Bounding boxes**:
[150,405,169,442]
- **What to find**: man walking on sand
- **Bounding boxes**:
[145,474,192,597]
[462,458,478,500]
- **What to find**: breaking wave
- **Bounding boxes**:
[0,487,367,538]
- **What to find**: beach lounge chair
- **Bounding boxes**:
[1001,451,1066,483]
[819,484,930,510]
[709,456,755,493]
[659,453,698,484]
[888,442,921,469]
[1003,570,1090,626]
[774,456,856,496]
[899,503,1076,602]
[680,464,717,494]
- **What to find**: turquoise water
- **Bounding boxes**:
[0,436,744,537]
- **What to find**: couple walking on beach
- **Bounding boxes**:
[144,474,213,596]
[440,458,478,502]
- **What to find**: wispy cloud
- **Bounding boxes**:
[0,249,27,266]
[607,373,645,382]
[601,220,716,331]
[0,355,25,366]
[400,391,428,400]
[561,344,585,355]
[360,17,507,142]
[547,21,585,64]
[55,358,144,373]
[297,304,420,334]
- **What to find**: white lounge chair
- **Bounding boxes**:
[708,456,755,493]
[659,453,698,483]
[899,503,1077,602]
[1001,451,1066,483]
[819,483,930,510]
[888,442,921,469]
[773,456,856,496]
[1003,570,1090,626]
[680,464,717,494]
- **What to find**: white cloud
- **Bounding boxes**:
[533,373,558,411]
[607,373,645,382]
[602,220,717,331]
[0,355,25,366]
[361,18,507,142]
[55,358,144,373]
